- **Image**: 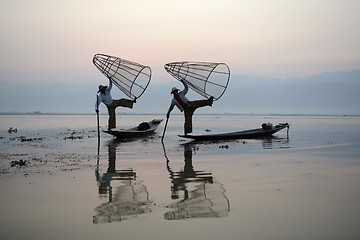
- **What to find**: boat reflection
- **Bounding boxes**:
[163,144,230,220]
[182,135,290,150]
[261,136,290,149]
[93,140,153,224]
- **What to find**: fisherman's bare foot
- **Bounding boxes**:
[208,96,214,106]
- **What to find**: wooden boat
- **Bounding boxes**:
[178,123,289,141]
[104,119,163,139]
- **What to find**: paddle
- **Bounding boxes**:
[161,116,169,142]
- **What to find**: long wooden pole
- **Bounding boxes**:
[161,117,169,142]
[96,95,100,155]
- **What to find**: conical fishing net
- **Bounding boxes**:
[164,61,230,100]
[93,54,151,99]
[93,179,153,224]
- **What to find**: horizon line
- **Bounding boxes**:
[0,112,358,117]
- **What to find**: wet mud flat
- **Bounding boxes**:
[0,128,99,177]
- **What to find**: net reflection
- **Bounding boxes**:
[93,141,152,224]
[164,144,230,220]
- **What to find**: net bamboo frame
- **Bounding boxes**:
[93,54,151,99]
[164,61,230,101]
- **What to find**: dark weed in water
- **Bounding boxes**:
[10,136,43,142]
[63,130,86,140]
[20,137,43,142]
[219,144,229,149]
[64,135,84,140]
[8,127,18,133]
[10,160,28,167]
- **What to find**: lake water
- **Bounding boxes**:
[1,114,360,240]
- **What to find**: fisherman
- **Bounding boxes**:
[95,78,136,130]
[166,80,213,135]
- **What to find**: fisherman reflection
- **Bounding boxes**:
[94,140,152,224]
[164,144,230,220]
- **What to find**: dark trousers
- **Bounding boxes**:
[106,99,134,129]
[184,99,212,134]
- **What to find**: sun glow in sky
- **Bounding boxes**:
[1,0,359,84]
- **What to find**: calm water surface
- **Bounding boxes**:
[0,114,359,240]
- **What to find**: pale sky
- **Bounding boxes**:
[1,0,359,85]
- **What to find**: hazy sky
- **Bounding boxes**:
[1,0,359,85]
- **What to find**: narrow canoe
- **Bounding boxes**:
[104,119,163,139]
[178,123,289,141]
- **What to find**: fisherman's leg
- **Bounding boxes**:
[106,105,116,129]
[183,98,213,134]
[189,98,213,109]
[184,108,195,135]
[112,99,134,109]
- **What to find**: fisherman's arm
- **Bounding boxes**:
[181,80,188,95]
[107,78,113,92]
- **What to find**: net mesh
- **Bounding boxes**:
[93,180,152,224]
[164,61,230,101]
[93,54,151,99]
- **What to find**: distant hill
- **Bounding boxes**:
[1,70,359,115]
[142,70,360,115]
[217,70,360,115]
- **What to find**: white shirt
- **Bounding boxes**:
[168,81,189,113]
[95,82,113,111]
